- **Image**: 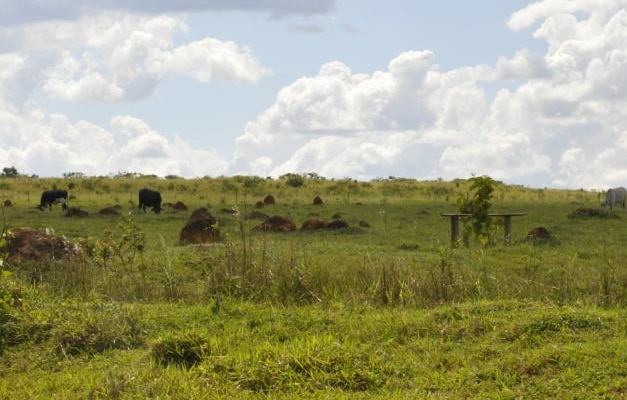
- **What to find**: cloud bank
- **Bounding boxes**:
[0,11,262,177]
[2,0,627,189]
[0,0,337,25]
[235,1,627,188]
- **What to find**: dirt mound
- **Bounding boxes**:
[99,206,120,216]
[173,201,188,211]
[248,210,269,220]
[255,201,264,209]
[257,215,296,232]
[180,208,220,245]
[568,207,617,219]
[313,196,324,205]
[359,220,371,228]
[65,207,88,217]
[263,195,276,205]
[324,219,349,230]
[527,226,551,240]
[3,199,12,207]
[3,227,81,262]
[300,219,326,231]
[190,207,212,220]
[523,226,557,246]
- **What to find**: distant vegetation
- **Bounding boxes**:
[0,173,625,398]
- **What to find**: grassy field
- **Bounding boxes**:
[0,175,626,398]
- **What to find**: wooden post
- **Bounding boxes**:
[450,215,459,247]
[503,215,512,245]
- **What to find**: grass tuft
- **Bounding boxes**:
[151,331,211,368]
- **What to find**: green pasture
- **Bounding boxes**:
[0,176,625,398]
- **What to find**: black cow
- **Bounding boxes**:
[37,189,69,211]
[138,188,162,214]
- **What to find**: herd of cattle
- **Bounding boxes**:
[36,186,627,213]
[38,188,163,213]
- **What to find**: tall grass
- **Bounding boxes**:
[1,173,626,399]
[2,175,625,307]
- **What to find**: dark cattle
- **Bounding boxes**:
[37,190,68,211]
[138,188,162,214]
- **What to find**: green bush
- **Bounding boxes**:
[457,175,499,246]
[151,331,211,368]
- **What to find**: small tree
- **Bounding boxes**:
[457,175,499,247]
[63,172,85,178]
[1,167,18,178]
[281,173,305,188]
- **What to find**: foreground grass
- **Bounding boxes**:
[1,298,625,399]
[1,176,625,398]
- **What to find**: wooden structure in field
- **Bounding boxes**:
[441,212,526,247]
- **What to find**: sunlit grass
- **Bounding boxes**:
[0,176,626,398]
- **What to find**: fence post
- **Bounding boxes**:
[450,215,459,247]
[503,215,513,245]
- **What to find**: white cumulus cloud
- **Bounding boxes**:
[0,8,262,178]
[12,13,269,103]
[234,0,627,188]
[4,1,627,189]
[0,111,229,177]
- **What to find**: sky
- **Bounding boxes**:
[1,0,627,189]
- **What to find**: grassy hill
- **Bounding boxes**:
[0,175,625,398]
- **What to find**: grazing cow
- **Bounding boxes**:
[138,188,162,214]
[37,189,68,211]
[603,187,627,209]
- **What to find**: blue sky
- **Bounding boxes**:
[1,1,627,189]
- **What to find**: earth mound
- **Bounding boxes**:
[180,208,220,245]
[2,227,81,262]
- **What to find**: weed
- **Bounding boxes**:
[433,246,455,302]
[375,261,403,305]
